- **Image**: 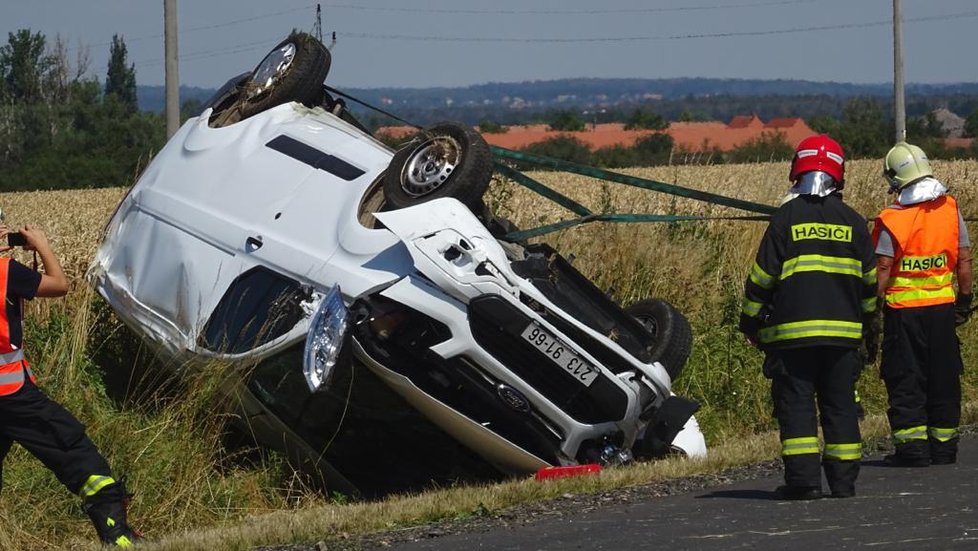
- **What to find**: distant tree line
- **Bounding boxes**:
[0,29,176,191]
[4,28,978,192]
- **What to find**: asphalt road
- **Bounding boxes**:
[379,436,978,551]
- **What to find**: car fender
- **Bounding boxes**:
[374,199,523,303]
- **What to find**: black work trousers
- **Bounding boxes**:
[881,303,962,463]
[770,346,862,493]
[0,376,115,497]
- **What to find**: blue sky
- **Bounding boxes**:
[2,0,976,90]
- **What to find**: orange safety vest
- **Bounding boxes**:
[0,258,34,396]
[873,195,960,309]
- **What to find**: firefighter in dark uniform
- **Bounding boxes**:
[874,142,973,467]
[0,222,141,547]
[739,135,877,500]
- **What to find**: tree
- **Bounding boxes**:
[836,97,890,159]
[548,110,585,132]
[181,98,203,122]
[0,29,50,104]
[964,109,978,139]
[623,109,667,131]
[520,135,592,166]
[907,111,945,140]
[593,145,635,168]
[631,133,673,166]
[105,34,137,113]
[806,115,841,137]
[478,119,507,133]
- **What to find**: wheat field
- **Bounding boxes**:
[1,157,977,549]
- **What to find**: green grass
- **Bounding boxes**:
[5,159,978,548]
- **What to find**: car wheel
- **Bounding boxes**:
[239,32,330,118]
[625,299,692,380]
[382,122,493,211]
[211,32,330,127]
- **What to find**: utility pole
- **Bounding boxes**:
[893,0,906,143]
[313,4,323,43]
[165,0,180,138]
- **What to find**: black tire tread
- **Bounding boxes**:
[238,32,331,119]
[625,298,692,379]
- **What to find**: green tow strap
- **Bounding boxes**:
[490,146,776,240]
[491,146,777,216]
[505,213,770,241]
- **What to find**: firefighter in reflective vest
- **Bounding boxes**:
[0,223,141,547]
[739,135,877,500]
[873,142,973,467]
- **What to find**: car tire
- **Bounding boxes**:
[235,32,331,121]
[625,298,692,380]
[382,122,493,211]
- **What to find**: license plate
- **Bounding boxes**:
[520,323,598,387]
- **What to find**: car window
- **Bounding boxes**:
[200,267,309,354]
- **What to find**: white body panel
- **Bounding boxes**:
[88,101,706,479]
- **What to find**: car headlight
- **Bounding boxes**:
[303,285,349,392]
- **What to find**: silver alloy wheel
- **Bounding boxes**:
[399,136,461,197]
[249,42,297,99]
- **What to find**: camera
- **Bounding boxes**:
[6,232,26,247]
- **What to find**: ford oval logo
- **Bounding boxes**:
[496,384,531,413]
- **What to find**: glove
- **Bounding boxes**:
[861,308,882,364]
[955,293,973,327]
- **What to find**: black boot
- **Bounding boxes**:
[823,459,859,498]
[83,486,142,547]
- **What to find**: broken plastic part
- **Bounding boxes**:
[535,464,602,480]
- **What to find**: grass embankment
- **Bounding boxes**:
[1,158,977,549]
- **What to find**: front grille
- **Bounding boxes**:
[468,295,628,424]
[511,244,654,366]
[353,297,561,464]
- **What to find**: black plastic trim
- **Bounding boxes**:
[266,135,366,181]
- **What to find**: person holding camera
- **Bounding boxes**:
[0,223,141,547]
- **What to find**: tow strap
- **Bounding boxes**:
[490,146,776,241]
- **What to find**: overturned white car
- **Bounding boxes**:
[88,32,705,497]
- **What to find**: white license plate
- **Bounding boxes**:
[520,323,598,387]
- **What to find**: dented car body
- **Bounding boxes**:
[88,33,705,496]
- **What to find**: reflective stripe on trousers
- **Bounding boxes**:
[928,426,959,442]
[79,474,117,499]
[892,425,928,444]
[824,442,862,461]
[782,436,819,456]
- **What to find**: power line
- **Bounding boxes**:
[330,10,978,43]
[319,0,813,16]
[69,4,317,52]
[132,9,978,69]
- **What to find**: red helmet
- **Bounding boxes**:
[789,134,845,185]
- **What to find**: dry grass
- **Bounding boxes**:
[2,157,978,549]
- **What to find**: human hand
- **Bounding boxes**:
[955,293,973,327]
[0,225,12,254]
[18,225,50,253]
[862,310,882,363]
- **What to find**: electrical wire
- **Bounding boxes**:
[332,10,978,43]
[130,8,978,68]
[68,4,317,52]
[318,0,813,16]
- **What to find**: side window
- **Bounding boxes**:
[200,267,310,354]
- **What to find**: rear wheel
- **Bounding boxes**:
[624,299,692,380]
[382,122,493,212]
[210,32,330,127]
